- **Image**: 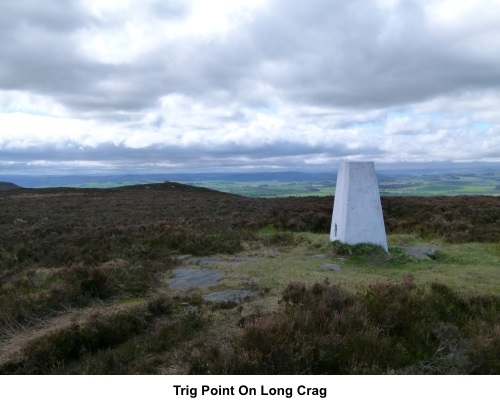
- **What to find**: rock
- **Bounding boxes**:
[321,264,342,271]
[185,257,220,265]
[99,258,130,270]
[166,269,224,289]
[230,256,255,262]
[203,290,257,304]
[185,256,255,266]
[401,246,437,260]
[310,254,327,260]
[266,250,278,258]
[175,255,192,261]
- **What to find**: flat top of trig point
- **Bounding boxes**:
[339,160,374,164]
[338,161,375,168]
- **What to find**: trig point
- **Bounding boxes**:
[330,161,388,251]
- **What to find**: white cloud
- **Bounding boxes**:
[0,90,66,117]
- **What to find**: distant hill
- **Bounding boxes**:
[0,182,22,191]
[123,181,233,195]
[0,172,335,188]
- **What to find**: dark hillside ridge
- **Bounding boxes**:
[0,182,22,191]
[138,181,236,195]
[0,182,233,196]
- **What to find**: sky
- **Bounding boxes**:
[1,0,500,175]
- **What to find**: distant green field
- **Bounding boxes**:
[59,169,500,197]
[378,174,499,197]
[187,173,499,197]
[187,180,336,197]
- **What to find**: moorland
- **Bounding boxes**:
[0,183,499,374]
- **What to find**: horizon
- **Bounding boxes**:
[2,162,499,196]
[1,161,499,178]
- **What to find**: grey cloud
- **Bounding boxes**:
[0,137,382,168]
[99,0,500,115]
[0,0,92,33]
[3,0,500,118]
[0,1,167,117]
[243,0,500,108]
[0,1,102,94]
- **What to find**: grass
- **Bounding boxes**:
[0,184,499,374]
[228,232,500,295]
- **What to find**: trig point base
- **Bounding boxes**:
[330,161,388,251]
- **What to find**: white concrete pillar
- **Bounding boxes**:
[330,161,388,251]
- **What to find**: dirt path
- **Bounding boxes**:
[0,302,142,365]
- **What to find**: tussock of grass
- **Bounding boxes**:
[330,242,390,266]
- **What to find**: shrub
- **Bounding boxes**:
[189,277,500,374]
[261,231,296,247]
[79,310,209,375]
[329,241,352,256]
[330,242,388,266]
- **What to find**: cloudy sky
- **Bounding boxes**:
[1,0,500,174]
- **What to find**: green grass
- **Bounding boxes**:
[228,233,500,295]
[188,180,336,197]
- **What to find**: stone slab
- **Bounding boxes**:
[167,269,224,289]
[401,246,437,260]
[310,254,327,260]
[185,256,255,265]
[321,264,342,271]
[203,290,258,303]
